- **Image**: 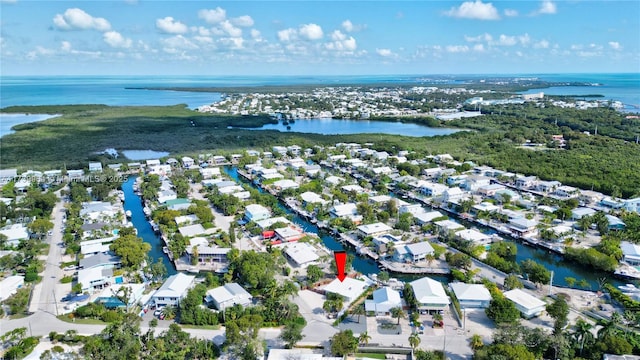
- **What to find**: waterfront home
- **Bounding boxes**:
[373,234,401,253]
[148,164,172,176]
[509,218,538,238]
[579,190,605,206]
[400,241,435,263]
[210,155,227,165]
[606,214,626,230]
[553,185,580,199]
[462,175,491,192]
[79,252,121,270]
[365,287,402,316]
[357,222,393,238]
[472,202,500,215]
[200,167,221,179]
[443,187,465,203]
[369,195,392,206]
[600,197,625,210]
[186,245,230,265]
[477,184,506,198]
[157,190,178,204]
[245,204,271,222]
[409,277,450,312]
[151,273,196,308]
[536,181,561,193]
[218,185,244,195]
[434,220,465,236]
[413,211,445,225]
[515,176,537,189]
[282,241,320,268]
[255,216,292,230]
[330,203,362,224]
[232,191,252,200]
[78,267,116,293]
[274,226,305,243]
[621,241,640,266]
[449,282,492,309]
[205,283,253,310]
[88,162,103,172]
[175,214,199,226]
[181,156,195,168]
[80,237,115,256]
[624,198,640,213]
[0,275,24,302]
[423,167,442,178]
[300,191,328,206]
[0,224,29,247]
[420,183,448,197]
[325,175,344,186]
[571,207,597,220]
[323,277,369,303]
[342,184,365,193]
[80,201,117,221]
[399,203,424,217]
[503,289,546,318]
[272,179,299,192]
[548,225,574,242]
[80,222,111,239]
[494,189,520,203]
[455,229,492,247]
[178,224,207,238]
[372,166,393,175]
[95,283,146,309]
[446,175,468,186]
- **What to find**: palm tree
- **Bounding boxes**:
[469,334,484,350]
[161,305,176,320]
[358,331,371,346]
[390,307,405,325]
[352,304,365,323]
[432,312,444,328]
[408,332,421,350]
[425,254,435,267]
[573,319,593,356]
[597,314,621,339]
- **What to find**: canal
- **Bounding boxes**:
[224,166,627,289]
[122,176,177,275]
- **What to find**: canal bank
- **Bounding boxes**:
[122,176,177,275]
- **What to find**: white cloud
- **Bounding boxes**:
[299,23,323,40]
[608,41,621,50]
[250,29,262,40]
[104,31,132,48]
[156,17,188,34]
[192,26,211,37]
[53,8,111,32]
[473,44,485,52]
[278,28,297,42]
[220,20,242,37]
[220,37,244,49]
[504,9,518,17]
[464,33,492,42]
[533,39,550,49]
[376,48,394,57]
[162,35,198,51]
[27,46,55,59]
[325,30,357,52]
[496,34,517,46]
[536,0,557,15]
[444,1,500,20]
[199,8,226,24]
[61,41,72,52]
[231,15,254,27]
[341,19,365,32]
[445,45,470,53]
[518,33,531,46]
[193,36,213,44]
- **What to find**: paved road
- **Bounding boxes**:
[28,188,69,316]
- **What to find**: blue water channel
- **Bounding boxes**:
[122,176,177,275]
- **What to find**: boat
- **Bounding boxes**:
[187,267,199,274]
[125,210,132,218]
[618,284,640,293]
[162,246,169,254]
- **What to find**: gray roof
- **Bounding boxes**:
[405,241,434,256]
[79,252,121,269]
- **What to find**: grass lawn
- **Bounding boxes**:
[57,314,107,325]
[354,353,387,359]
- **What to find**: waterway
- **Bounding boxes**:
[224,166,627,289]
[122,176,177,275]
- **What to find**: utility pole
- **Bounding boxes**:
[52,290,59,316]
[549,270,554,296]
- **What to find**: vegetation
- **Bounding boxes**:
[330,329,358,356]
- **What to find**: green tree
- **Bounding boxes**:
[503,275,523,290]
[109,233,151,269]
[306,264,323,283]
[408,332,421,350]
[520,259,551,285]
[390,306,405,325]
[358,331,371,345]
[279,322,304,349]
[27,218,54,240]
[546,297,570,334]
[469,334,484,350]
[330,330,358,356]
[486,297,520,324]
[474,343,536,360]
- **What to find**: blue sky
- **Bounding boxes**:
[1,0,639,75]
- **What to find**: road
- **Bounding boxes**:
[28,188,70,316]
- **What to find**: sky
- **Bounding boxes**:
[1,0,639,75]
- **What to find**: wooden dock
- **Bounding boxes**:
[379,260,450,274]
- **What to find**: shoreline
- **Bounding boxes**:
[0,113,60,137]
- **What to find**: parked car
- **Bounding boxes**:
[153,309,162,317]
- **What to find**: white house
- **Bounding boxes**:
[621,241,640,266]
[272,179,299,191]
[357,222,392,238]
[330,203,359,219]
[200,167,221,179]
[413,211,445,225]
[509,218,538,238]
[571,207,597,220]
[152,273,196,308]
[409,277,450,311]
[0,224,29,246]
[77,267,116,293]
[443,187,464,203]
[462,176,491,192]
[554,185,580,199]
[515,176,537,189]
[80,201,116,221]
[178,224,207,238]
[245,204,271,222]
[323,277,369,303]
[365,287,402,316]
[300,192,328,206]
[624,198,640,213]
[455,229,492,246]
[181,157,195,168]
[205,283,253,310]
[405,242,435,263]
[503,289,546,318]
[283,241,320,268]
[255,216,292,230]
[88,162,103,172]
[434,220,465,235]
[0,275,25,301]
[449,282,492,309]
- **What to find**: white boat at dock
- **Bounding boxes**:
[618,284,640,293]
[125,210,132,218]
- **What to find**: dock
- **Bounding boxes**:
[379,260,450,275]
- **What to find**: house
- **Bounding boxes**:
[178,224,207,238]
[80,201,116,220]
[477,184,505,197]
[341,184,365,193]
[300,192,328,206]
[446,175,468,186]
[330,203,361,223]
[283,241,320,268]
[255,216,292,230]
[77,267,116,293]
[165,198,191,211]
[200,167,221,179]
[606,215,626,230]
[88,162,103,172]
[323,277,369,303]
[325,176,344,186]
[399,204,423,217]
[433,220,465,235]
[245,204,271,222]
[449,282,492,309]
[267,349,342,360]
[79,252,121,270]
[157,190,178,204]
[472,202,500,214]
[0,224,29,246]
[0,169,17,185]
[624,198,640,213]
[409,277,450,311]
[423,167,442,178]
[372,234,401,253]
[413,211,445,225]
[462,176,491,192]
[357,222,392,238]
[274,226,305,243]
[536,181,561,193]
[365,287,402,316]
[509,218,538,238]
[181,157,195,168]
[186,245,231,265]
[443,187,464,203]
[404,242,435,263]
[621,241,640,266]
[494,189,520,203]
[455,229,492,246]
[515,176,537,189]
[372,166,393,175]
[95,283,146,309]
[600,197,625,210]
[205,283,253,310]
[554,185,580,199]
[369,195,392,206]
[152,273,196,308]
[571,207,597,220]
[175,214,199,226]
[272,179,299,191]
[503,289,546,318]
[0,275,24,302]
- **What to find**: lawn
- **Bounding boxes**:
[354,353,387,359]
[57,314,107,325]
